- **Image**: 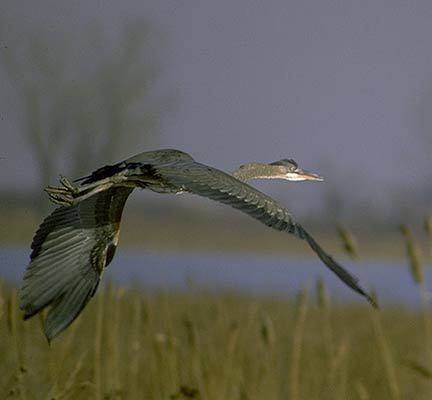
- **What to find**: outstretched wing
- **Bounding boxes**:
[20,187,133,340]
[152,159,376,307]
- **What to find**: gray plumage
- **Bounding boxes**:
[21,187,132,340]
[20,149,376,341]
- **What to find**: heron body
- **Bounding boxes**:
[20,149,375,341]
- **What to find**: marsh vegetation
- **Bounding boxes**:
[1,272,432,400]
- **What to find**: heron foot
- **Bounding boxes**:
[45,175,79,206]
[46,191,76,206]
[59,175,78,193]
[45,174,123,207]
[45,187,76,206]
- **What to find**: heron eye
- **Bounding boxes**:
[286,159,297,168]
[284,159,298,171]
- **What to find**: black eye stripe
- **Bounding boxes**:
[270,159,298,169]
[286,159,298,168]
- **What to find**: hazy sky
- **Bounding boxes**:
[1,0,432,216]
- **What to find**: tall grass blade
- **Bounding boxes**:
[93,291,104,400]
[354,381,370,400]
[290,288,309,400]
[337,225,359,259]
[402,358,432,380]
[371,310,401,400]
[400,224,424,286]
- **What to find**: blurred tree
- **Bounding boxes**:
[0,20,172,187]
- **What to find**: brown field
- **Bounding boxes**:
[1,282,432,400]
[2,204,432,399]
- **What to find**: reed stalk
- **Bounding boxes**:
[400,224,432,364]
[330,339,350,400]
[260,313,276,349]
[400,225,423,286]
[354,380,370,400]
[289,288,309,400]
[54,351,88,400]
[337,224,359,259]
[223,318,241,399]
[182,314,203,396]
[47,319,81,400]
[8,289,27,400]
[316,278,340,398]
[107,286,123,399]
[316,278,333,357]
[371,310,401,400]
[425,215,432,257]
[93,291,104,400]
[0,283,4,322]
[129,291,142,397]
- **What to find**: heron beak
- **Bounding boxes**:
[296,168,324,181]
[285,168,324,182]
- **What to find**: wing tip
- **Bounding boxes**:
[298,225,378,308]
[364,289,379,309]
[355,286,379,309]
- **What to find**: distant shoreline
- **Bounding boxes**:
[0,206,422,261]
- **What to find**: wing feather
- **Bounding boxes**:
[154,160,376,306]
[20,187,133,340]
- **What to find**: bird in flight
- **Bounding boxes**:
[20,149,376,341]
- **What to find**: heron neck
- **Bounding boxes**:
[232,163,275,182]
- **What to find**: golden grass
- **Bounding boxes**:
[3,213,432,398]
[1,286,432,400]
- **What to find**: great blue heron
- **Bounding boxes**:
[20,149,376,341]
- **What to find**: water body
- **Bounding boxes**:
[1,246,430,307]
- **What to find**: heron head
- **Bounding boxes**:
[269,159,324,182]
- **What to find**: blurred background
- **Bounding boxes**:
[1,0,432,304]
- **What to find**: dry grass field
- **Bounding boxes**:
[1,209,432,399]
[1,281,432,400]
